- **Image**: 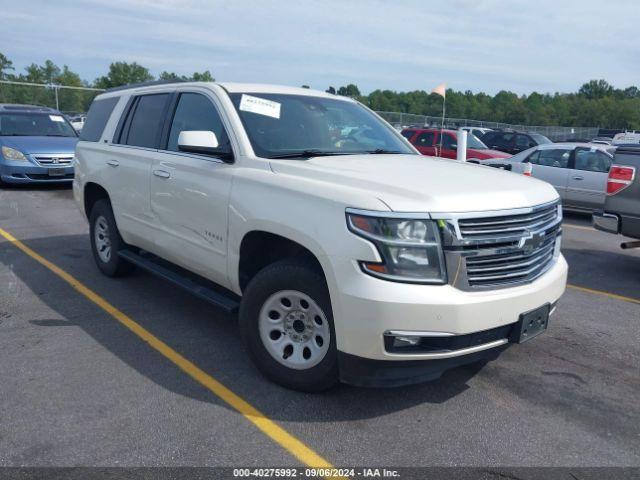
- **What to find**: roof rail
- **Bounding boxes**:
[104,79,188,93]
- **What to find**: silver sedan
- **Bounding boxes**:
[501,143,616,212]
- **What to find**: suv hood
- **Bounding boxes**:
[0,136,78,154]
[270,154,558,213]
[468,148,511,160]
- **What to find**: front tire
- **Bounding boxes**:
[239,260,338,392]
[89,199,134,277]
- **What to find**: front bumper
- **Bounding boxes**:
[0,162,74,184]
[327,254,568,364]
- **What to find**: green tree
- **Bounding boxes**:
[95,62,154,89]
[579,79,614,100]
[0,52,14,80]
[337,84,361,98]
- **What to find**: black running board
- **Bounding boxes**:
[118,249,240,313]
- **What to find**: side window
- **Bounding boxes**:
[80,96,119,142]
[488,133,513,147]
[401,130,415,140]
[122,94,169,148]
[574,149,611,173]
[167,93,230,153]
[515,134,534,149]
[532,149,570,168]
[442,133,457,150]
[414,132,435,147]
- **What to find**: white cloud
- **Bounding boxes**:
[1,0,638,93]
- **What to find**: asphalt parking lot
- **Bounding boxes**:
[1,184,639,469]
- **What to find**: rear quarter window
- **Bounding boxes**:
[80,96,120,142]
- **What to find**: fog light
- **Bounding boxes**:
[393,335,421,348]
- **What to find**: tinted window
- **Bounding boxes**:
[528,148,570,168]
[442,133,457,149]
[80,97,119,142]
[401,130,415,140]
[124,94,169,148]
[414,132,434,147]
[515,134,535,149]
[486,133,513,147]
[167,93,230,153]
[574,148,611,173]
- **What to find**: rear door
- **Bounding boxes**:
[565,147,612,211]
[526,147,572,200]
[149,90,235,286]
[413,131,437,156]
[440,132,457,159]
[109,92,171,249]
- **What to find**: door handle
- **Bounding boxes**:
[106,160,119,167]
[572,175,584,180]
[153,169,171,179]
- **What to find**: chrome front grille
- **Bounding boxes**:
[439,201,562,290]
[33,155,74,166]
[464,229,558,287]
[457,202,558,239]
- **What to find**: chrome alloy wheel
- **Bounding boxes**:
[258,290,331,370]
[94,215,112,263]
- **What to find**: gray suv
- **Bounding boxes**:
[593,145,640,249]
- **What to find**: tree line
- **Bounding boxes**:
[0,52,638,129]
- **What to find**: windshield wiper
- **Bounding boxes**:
[367,149,405,154]
[268,150,351,159]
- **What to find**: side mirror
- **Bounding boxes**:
[450,143,457,150]
[178,130,233,162]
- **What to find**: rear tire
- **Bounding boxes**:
[239,260,338,392]
[89,199,134,277]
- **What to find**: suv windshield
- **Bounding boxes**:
[531,133,552,145]
[0,112,77,137]
[228,93,414,158]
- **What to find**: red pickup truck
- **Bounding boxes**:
[402,128,511,162]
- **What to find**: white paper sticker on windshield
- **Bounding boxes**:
[49,115,64,122]
[239,94,281,119]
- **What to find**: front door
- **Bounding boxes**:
[412,131,437,156]
[149,91,235,287]
[526,147,572,201]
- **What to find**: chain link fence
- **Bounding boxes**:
[0,80,104,115]
[375,111,600,142]
[0,81,601,141]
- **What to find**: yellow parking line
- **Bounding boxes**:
[562,223,594,231]
[567,283,640,305]
[0,226,333,469]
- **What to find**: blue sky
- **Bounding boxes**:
[1,0,638,94]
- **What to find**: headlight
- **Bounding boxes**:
[346,211,447,284]
[1,146,27,161]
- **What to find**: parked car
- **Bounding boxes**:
[593,145,640,249]
[401,128,510,162]
[0,104,78,185]
[482,130,552,155]
[500,143,615,212]
[69,114,86,132]
[460,126,493,139]
[612,131,640,146]
[74,82,567,391]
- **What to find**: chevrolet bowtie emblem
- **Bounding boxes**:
[519,231,545,252]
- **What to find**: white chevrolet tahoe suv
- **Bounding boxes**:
[74,81,568,391]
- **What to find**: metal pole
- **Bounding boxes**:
[438,96,445,157]
[54,86,59,110]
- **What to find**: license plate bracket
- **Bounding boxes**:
[48,168,65,177]
[512,304,550,343]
